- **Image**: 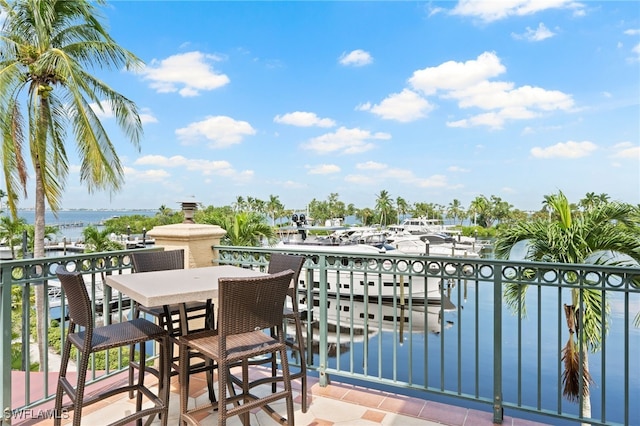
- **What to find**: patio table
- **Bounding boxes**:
[105,265,266,308]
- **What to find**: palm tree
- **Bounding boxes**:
[494,191,640,420]
[0,215,26,258]
[446,199,465,226]
[355,207,374,226]
[396,196,408,224]
[82,225,123,252]
[580,192,610,212]
[266,194,284,227]
[232,196,246,213]
[579,192,599,212]
[469,196,490,227]
[0,0,143,369]
[308,198,330,224]
[218,212,274,246]
[23,223,58,253]
[375,190,394,227]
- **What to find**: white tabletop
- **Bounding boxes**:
[105,265,265,307]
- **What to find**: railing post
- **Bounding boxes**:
[493,264,503,423]
[318,254,329,387]
[1,266,13,424]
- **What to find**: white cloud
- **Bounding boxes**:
[306,164,341,174]
[408,52,574,128]
[611,142,640,159]
[451,0,584,23]
[123,167,170,182]
[631,43,640,61]
[355,102,371,111]
[134,154,253,181]
[415,174,448,188]
[447,111,512,129]
[348,162,450,189]
[90,100,114,119]
[274,111,335,127]
[138,51,230,97]
[512,23,555,41]
[344,174,377,185]
[139,108,158,125]
[385,168,416,181]
[448,166,470,172]
[175,116,256,148]
[339,49,373,67]
[409,52,506,96]
[530,141,597,158]
[356,161,388,171]
[281,180,307,189]
[452,82,573,111]
[302,127,391,155]
[90,101,157,125]
[363,89,434,122]
[624,29,640,36]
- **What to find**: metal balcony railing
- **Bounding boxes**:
[215,245,640,426]
[1,246,639,425]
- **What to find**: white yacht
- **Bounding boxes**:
[389,217,454,235]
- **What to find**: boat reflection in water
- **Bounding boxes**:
[292,294,456,358]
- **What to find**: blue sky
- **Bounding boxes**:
[8,1,640,213]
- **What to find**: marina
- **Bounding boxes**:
[5,210,638,425]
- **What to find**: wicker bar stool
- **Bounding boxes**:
[179,270,296,426]
[129,249,216,402]
[54,266,170,426]
[267,253,308,412]
[228,253,309,412]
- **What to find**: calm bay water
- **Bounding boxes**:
[18,209,156,242]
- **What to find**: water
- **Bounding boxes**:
[312,284,639,425]
[17,209,156,242]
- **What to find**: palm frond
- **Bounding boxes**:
[0,97,28,218]
[503,283,528,317]
[561,336,593,402]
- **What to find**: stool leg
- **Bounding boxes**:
[205,356,216,403]
[72,344,90,426]
[293,314,308,413]
[179,341,190,426]
[135,341,146,426]
[54,338,73,426]
[159,335,170,426]
[270,326,278,393]
[129,302,141,399]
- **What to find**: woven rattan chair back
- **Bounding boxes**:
[179,269,296,425]
[56,267,94,330]
[267,253,305,298]
[131,249,184,273]
[218,269,294,340]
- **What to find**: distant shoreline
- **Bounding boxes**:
[16,208,157,212]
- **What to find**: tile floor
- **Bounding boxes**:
[16,367,549,426]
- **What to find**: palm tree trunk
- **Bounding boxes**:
[564,304,593,425]
[34,162,46,371]
[580,346,592,425]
